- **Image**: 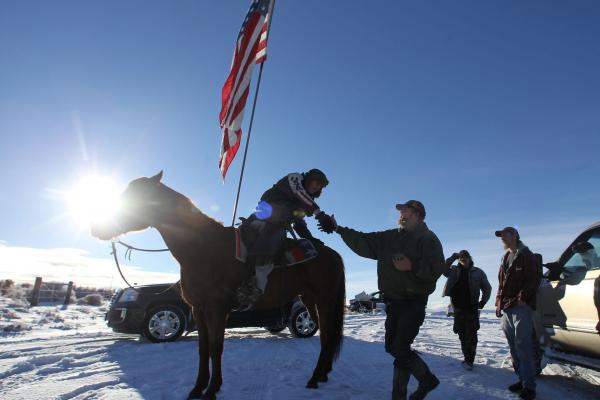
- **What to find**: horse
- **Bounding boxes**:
[91,172,346,400]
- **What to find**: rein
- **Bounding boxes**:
[110,240,180,295]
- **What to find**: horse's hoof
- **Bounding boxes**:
[201,393,216,400]
[306,379,319,389]
[317,375,328,383]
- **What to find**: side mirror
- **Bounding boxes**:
[543,262,563,281]
[560,267,588,285]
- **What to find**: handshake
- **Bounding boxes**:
[316,212,337,234]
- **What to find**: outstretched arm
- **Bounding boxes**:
[329,216,384,260]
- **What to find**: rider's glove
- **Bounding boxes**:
[316,212,336,234]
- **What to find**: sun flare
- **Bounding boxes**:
[66,175,122,227]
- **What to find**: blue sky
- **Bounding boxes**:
[1,1,599,303]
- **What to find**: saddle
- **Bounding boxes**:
[235,221,318,267]
[233,219,319,311]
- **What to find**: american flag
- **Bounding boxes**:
[219,0,273,178]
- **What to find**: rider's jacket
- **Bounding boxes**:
[257,173,321,239]
[260,173,321,217]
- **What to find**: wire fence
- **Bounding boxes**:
[0,277,115,306]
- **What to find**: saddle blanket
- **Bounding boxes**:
[234,228,318,266]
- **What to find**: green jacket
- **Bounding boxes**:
[337,223,445,300]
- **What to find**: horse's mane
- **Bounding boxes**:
[158,182,225,229]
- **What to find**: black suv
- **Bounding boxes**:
[106,283,318,343]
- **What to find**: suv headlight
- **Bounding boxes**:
[118,288,139,303]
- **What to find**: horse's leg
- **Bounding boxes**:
[304,260,346,389]
[318,302,337,381]
[188,308,210,399]
[202,308,227,400]
[305,300,335,388]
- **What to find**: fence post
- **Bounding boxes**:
[31,277,42,306]
[64,281,74,305]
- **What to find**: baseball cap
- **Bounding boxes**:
[458,250,471,259]
[395,200,426,218]
[494,226,520,239]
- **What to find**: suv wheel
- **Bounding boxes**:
[143,305,186,343]
[288,307,318,338]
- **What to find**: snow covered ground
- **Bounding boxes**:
[1,296,598,400]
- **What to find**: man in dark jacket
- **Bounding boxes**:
[238,169,331,307]
[495,227,540,400]
[321,200,445,400]
[443,250,491,370]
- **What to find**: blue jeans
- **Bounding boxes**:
[501,303,536,390]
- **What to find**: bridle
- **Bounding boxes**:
[110,239,180,295]
[107,182,186,295]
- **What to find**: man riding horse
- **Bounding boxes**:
[238,168,335,308]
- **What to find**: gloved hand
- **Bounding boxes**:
[478,301,485,310]
[316,212,336,234]
[452,252,460,260]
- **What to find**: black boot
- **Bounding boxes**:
[408,375,439,400]
[508,382,523,393]
[519,387,536,400]
[408,354,439,400]
[392,366,410,400]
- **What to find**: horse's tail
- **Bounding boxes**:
[331,250,346,361]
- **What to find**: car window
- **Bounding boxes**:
[564,230,600,271]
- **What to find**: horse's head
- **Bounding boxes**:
[91,171,168,240]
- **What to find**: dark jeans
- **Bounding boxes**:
[385,297,428,367]
[453,308,480,364]
[386,297,435,399]
[385,297,427,366]
[247,219,286,259]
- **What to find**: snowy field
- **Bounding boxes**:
[1,296,598,400]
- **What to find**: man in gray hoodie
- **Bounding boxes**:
[443,250,491,370]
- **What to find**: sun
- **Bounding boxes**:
[66,175,122,228]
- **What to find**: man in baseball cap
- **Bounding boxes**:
[396,200,426,219]
[319,199,444,399]
[494,225,540,400]
[495,227,520,240]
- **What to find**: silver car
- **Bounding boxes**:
[537,221,600,362]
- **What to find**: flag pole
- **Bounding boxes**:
[230,0,276,227]
[230,62,265,226]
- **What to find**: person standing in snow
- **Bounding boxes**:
[442,250,492,370]
[318,200,445,400]
[495,227,541,400]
